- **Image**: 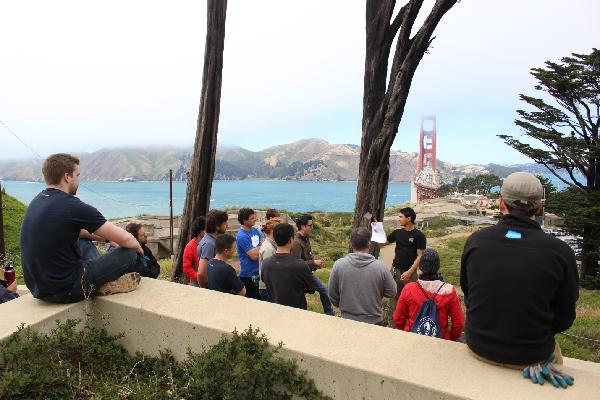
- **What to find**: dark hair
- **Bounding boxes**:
[125,222,143,239]
[42,153,80,185]
[273,223,295,246]
[266,209,280,220]
[215,234,236,254]
[399,207,416,224]
[237,208,255,225]
[191,216,206,238]
[505,201,538,218]
[295,214,313,230]
[206,209,229,234]
[419,248,441,275]
[351,227,371,251]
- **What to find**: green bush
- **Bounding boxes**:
[0,320,330,400]
[581,275,600,290]
[184,327,328,400]
[1,191,26,267]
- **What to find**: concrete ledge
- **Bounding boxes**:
[1,280,598,399]
[94,279,600,400]
[0,294,88,340]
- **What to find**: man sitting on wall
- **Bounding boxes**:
[461,172,578,388]
[20,153,147,303]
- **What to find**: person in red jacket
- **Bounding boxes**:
[393,248,464,341]
[182,217,206,286]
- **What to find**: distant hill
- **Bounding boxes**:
[0,139,538,182]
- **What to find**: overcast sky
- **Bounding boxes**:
[1,0,599,165]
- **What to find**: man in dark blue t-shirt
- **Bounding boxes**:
[206,234,245,296]
[20,153,148,303]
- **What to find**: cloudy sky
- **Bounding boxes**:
[1,0,598,165]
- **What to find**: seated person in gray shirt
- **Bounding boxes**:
[206,234,246,296]
[261,223,316,310]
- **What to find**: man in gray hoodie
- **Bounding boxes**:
[328,227,397,325]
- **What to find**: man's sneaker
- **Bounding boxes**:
[96,272,141,296]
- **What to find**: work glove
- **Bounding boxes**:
[522,352,574,388]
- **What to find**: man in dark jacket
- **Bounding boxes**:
[291,214,334,315]
[460,172,578,388]
[262,223,316,309]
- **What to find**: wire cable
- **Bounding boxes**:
[0,120,154,208]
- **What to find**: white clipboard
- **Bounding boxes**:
[371,222,387,243]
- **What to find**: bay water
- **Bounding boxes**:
[2,180,411,219]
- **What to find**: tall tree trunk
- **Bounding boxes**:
[352,0,457,249]
[171,0,227,282]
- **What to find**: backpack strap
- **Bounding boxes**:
[416,281,446,301]
[433,282,446,300]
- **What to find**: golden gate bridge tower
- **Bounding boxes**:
[411,116,441,202]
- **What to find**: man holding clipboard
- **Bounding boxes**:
[372,207,426,300]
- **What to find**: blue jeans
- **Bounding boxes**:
[77,238,101,263]
[312,274,334,315]
[44,248,146,304]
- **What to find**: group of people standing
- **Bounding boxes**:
[178,198,463,340]
[18,153,579,389]
[181,208,335,315]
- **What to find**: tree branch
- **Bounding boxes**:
[387,3,409,46]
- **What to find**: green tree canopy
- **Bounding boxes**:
[498,49,599,190]
[457,174,502,195]
[499,49,600,278]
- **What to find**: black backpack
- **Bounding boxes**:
[410,282,445,338]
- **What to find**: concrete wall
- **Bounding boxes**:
[1,279,599,399]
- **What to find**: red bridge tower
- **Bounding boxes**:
[412,116,441,202]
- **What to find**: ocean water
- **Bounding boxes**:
[2,180,411,218]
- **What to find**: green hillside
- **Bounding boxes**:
[2,190,26,267]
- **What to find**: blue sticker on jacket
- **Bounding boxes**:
[505,230,522,239]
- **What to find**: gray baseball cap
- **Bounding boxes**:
[501,172,543,208]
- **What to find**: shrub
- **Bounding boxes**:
[0,320,330,400]
[183,327,328,399]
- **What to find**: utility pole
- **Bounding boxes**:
[0,182,6,264]
[169,169,173,256]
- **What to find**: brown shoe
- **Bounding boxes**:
[96,272,141,296]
